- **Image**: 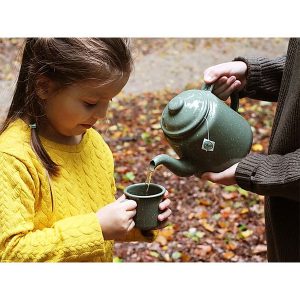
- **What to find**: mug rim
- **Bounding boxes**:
[124,183,166,199]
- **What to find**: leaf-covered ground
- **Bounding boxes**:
[0,38,284,262]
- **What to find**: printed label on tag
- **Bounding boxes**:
[202,138,215,152]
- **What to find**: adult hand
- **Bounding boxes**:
[200,163,239,186]
[204,61,248,100]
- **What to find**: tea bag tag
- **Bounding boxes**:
[202,138,215,151]
[201,117,215,152]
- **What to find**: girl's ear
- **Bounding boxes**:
[35,75,57,100]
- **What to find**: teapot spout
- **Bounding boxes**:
[150,154,195,177]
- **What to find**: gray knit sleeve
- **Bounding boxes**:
[235,148,300,201]
[234,56,286,102]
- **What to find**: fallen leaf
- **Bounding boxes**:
[197,245,212,256]
[223,251,235,260]
[155,235,168,246]
[171,251,182,260]
[241,229,253,239]
[226,241,237,251]
[252,244,267,254]
[200,220,215,232]
[158,226,175,241]
[199,199,212,206]
[149,251,159,258]
[240,208,249,214]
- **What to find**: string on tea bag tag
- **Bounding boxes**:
[201,116,215,152]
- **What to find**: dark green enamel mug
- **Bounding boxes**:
[124,183,166,230]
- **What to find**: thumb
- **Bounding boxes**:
[117,194,126,202]
[117,195,137,210]
[204,68,220,84]
[204,63,232,84]
[201,172,218,182]
[123,199,137,211]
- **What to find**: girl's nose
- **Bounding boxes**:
[93,110,106,120]
[93,101,110,119]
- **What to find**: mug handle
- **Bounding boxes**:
[202,83,239,112]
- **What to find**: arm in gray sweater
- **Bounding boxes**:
[234,56,286,102]
[235,149,300,201]
[234,46,300,201]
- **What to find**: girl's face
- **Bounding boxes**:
[40,75,129,144]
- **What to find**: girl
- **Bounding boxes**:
[0,38,172,262]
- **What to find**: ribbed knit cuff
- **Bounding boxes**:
[233,56,262,98]
[235,154,266,191]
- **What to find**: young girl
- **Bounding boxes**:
[0,38,172,262]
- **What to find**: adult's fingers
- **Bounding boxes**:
[201,171,221,183]
[217,80,241,100]
[213,76,236,94]
[212,76,228,92]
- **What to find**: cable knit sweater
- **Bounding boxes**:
[0,118,155,262]
[234,38,300,261]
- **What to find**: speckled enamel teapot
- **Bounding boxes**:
[150,84,253,177]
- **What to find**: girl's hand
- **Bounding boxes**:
[200,163,239,186]
[204,61,248,101]
[156,190,172,229]
[96,194,137,240]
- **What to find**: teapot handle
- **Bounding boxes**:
[230,90,239,112]
[202,83,239,112]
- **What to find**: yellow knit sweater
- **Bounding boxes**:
[0,119,156,262]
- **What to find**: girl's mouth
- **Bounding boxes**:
[80,124,93,129]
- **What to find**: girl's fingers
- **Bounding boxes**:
[158,208,172,222]
[159,198,171,210]
[163,190,169,199]
[127,219,135,231]
[122,199,137,210]
[126,209,136,219]
[117,194,126,202]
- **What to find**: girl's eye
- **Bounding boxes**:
[84,102,97,108]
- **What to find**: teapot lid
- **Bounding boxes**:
[161,89,210,138]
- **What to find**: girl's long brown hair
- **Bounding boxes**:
[1,38,133,177]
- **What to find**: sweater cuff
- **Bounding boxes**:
[235,154,266,191]
[233,56,262,98]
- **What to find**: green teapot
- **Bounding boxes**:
[150,83,253,177]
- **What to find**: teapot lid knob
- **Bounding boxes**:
[168,97,184,115]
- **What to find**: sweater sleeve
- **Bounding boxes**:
[235,148,300,201]
[234,55,286,101]
[0,153,108,262]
